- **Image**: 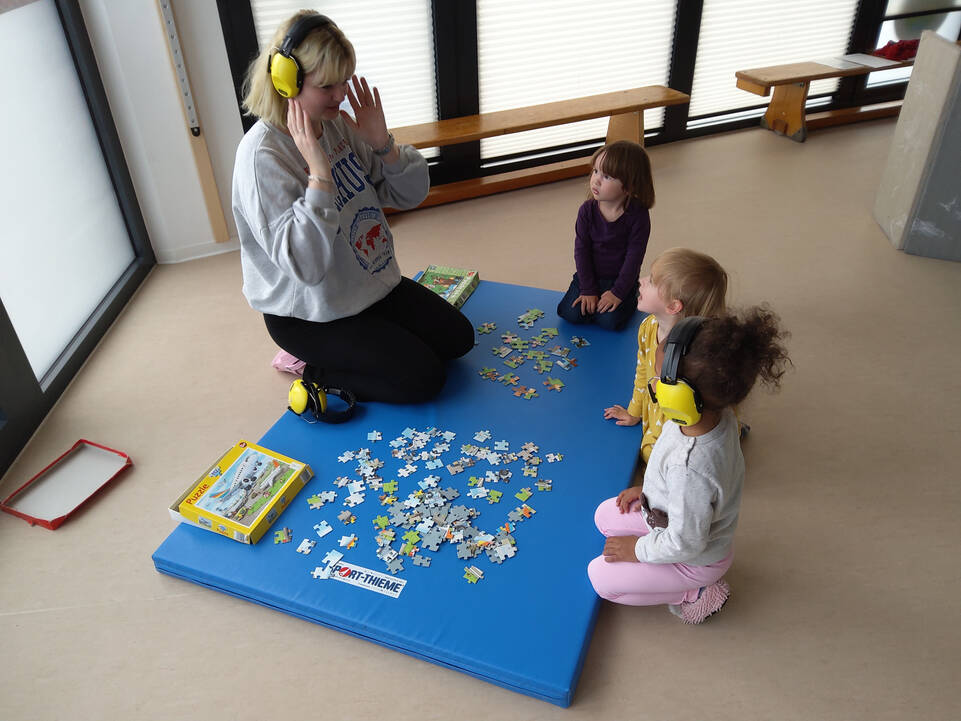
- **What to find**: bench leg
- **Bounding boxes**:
[761,82,809,142]
[606,111,645,146]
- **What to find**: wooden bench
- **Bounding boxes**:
[391,86,689,208]
[735,56,914,142]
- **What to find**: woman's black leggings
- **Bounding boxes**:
[264,277,475,403]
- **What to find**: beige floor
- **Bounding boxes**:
[2,120,960,721]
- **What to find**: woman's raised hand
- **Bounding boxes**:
[287,98,331,179]
[340,75,390,150]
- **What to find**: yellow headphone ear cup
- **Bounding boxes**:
[655,380,702,427]
[270,53,302,98]
[314,385,328,415]
[288,379,310,414]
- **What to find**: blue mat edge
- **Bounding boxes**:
[151,551,585,706]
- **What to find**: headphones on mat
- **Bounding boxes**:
[288,379,356,424]
[268,14,335,98]
[653,316,706,427]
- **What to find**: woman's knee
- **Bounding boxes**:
[390,355,447,403]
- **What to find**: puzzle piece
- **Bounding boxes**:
[382,480,399,494]
[386,557,405,575]
[337,451,355,463]
[337,510,356,524]
[550,345,570,357]
[373,514,389,530]
[556,357,576,370]
[273,527,292,544]
[478,367,499,380]
[570,335,590,347]
[464,565,485,583]
[546,452,564,462]
[344,491,365,507]
[494,440,509,451]
[473,429,492,442]
[535,479,553,491]
[322,549,344,566]
[307,490,337,509]
[503,354,525,369]
[366,430,382,441]
[314,521,333,538]
[534,359,553,374]
[412,554,431,567]
[515,487,532,502]
[543,377,564,392]
[339,534,358,549]
[491,345,512,358]
[311,565,332,580]
[487,489,503,503]
[476,322,497,334]
[296,539,316,555]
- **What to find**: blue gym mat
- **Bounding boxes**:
[152,280,643,706]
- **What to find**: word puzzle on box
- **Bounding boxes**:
[152,280,644,707]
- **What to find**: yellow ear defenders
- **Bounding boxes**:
[268,14,334,98]
[653,316,706,426]
[288,379,356,424]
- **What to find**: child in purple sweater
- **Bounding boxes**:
[556,141,654,331]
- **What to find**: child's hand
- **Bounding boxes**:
[572,294,598,315]
[603,535,640,563]
[597,290,621,313]
[604,404,640,426]
[614,486,643,513]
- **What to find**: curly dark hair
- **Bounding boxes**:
[680,305,792,411]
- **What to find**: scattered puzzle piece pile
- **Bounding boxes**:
[475,308,590,400]
[287,426,564,585]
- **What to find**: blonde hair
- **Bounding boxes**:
[651,247,728,317]
[587,141,655,209]
[242,11,356,128]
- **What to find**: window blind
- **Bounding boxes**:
[476,0,675,162]
[249,1,437,149]
[689,0,859,120]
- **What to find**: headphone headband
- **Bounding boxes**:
[279,14,333,56]
[661,316,705,385]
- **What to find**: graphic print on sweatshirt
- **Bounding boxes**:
[324,139,394,276]
[349,206,393,274]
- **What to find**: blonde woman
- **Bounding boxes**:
[233,11,473,403]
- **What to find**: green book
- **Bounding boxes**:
[417,265,479,308]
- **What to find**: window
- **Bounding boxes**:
[689,0,860,123]
[475,0,675,161]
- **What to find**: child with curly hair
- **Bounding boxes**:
[589,306,791,623]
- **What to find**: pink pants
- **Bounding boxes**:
[587,498,732,606]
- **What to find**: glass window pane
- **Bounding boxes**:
[0,0,134,380]
[476,0,675,161]
[690,0,860,119]
[868,11,961,86]
[249,1,437,155]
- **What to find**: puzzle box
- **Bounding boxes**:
[417,265,479,308]
[170,440,313,544]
